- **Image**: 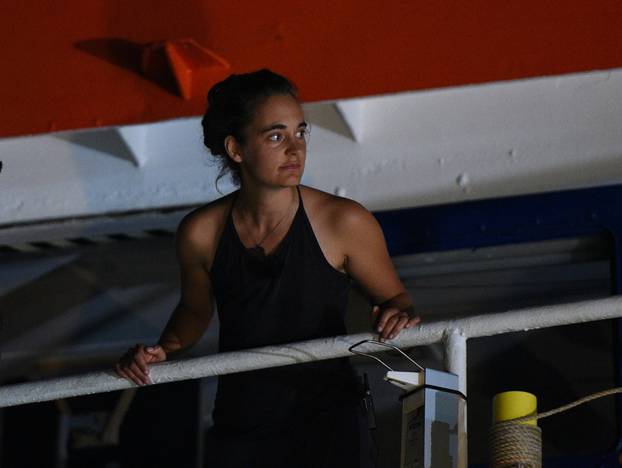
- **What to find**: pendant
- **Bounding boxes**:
[248,245,266,261]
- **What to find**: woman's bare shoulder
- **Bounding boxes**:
[176,192,237,259]
[300,185,373,234]
[299,185,351,209]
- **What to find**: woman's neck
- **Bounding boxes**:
[235,184,298,228]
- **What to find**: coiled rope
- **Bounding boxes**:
[490,387,622,467]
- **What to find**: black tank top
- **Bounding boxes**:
[209,185,361,433]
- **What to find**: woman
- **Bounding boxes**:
[116,69,420,467]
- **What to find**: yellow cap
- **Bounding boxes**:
[493,391,538,426]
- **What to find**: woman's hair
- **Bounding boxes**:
[201,69,298,187]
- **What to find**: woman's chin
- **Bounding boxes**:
[277,173,303,186]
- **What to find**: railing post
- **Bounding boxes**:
[444,329,468,468]
[444,330,467,397]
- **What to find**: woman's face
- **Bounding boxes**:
[228,94,308,188]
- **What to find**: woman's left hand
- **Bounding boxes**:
[372,305,421,341]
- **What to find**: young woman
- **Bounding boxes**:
[115,69,420,467]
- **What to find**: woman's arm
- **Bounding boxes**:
[158,215,215,355]
[339,201,420,341]
[115,212,215,385]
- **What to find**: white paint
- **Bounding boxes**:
[1,68,622,225]
[302,102,356,142]
[2,295,621,408]
[0,117,234,225]
[116,124,149,167]
[334,186,347,197]
[335,99,367,142]
[456,173,470,192]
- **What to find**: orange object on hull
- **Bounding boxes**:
[1,1,622,138]
[141,39,230,101]
[165,39,230,101]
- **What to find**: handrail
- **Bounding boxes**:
[1,295,621,408]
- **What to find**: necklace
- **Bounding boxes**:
[240,189,298,260]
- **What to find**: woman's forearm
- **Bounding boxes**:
[157,303,213,356]
[379,291,415,315]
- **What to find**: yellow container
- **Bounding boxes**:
[493,391,538,426]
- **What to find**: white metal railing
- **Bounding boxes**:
[1,295,622,408]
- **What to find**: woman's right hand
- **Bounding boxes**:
[114,344,167,386]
